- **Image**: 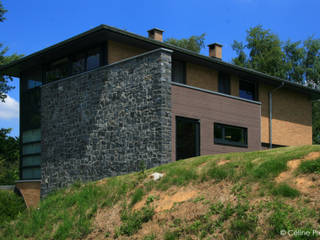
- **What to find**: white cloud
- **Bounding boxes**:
[0,95,19,119]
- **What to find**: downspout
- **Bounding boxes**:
[269,82,285,148]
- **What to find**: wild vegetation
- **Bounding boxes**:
[1,145,320,239]
[0,128,19,185]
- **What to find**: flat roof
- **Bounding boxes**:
[1,24,320,99]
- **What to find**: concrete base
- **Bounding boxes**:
[16,180,41,208]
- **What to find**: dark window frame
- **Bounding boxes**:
[175,116,200,160]
[172,60,186,84]
[218,72,231,95]
[239,79,258,101]
[214,123,248,148]
[44,43,108,84]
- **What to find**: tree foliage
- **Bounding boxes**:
[0,1,6,22]
[0,1,22,102]
[232,25,320,143]
[233,25,286,79]
[165,33,206,53]
[0,129,19,184]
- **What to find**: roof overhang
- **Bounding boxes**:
[1,24,320,99]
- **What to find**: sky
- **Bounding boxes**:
[1,0,319,137]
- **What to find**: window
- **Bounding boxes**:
[239,80,257,101]
[218,72,230,94]
[21,128,41,180]
[46,58,70,82]
[86,48,100,71]
[176,116,200,160]
[172,60,186,84]
[214,123,248,147]
[45,46,105,82]
[21,69,42,91]
[71,53,86,74]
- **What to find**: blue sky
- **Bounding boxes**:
[1,0,319,136]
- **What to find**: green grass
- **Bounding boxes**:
[1,145,320,240]
[116,206,154,237]
[298,157,320,174]
[130,187,145,207]
[271,183,300,198]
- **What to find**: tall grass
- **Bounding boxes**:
[1,145,320,240]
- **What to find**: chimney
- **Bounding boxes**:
[147,28,164,42]
[208,43,223,59]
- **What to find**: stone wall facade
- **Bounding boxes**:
[40,49,172,196]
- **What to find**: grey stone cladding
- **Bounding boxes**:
[40,49,172,196]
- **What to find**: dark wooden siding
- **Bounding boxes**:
[171,84,261,161]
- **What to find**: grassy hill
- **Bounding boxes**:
[1,145,320,240]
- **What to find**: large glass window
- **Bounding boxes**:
[21,88,41,131]
[46,58,70,82]
[239,80,257,101]
[172,60,186,84]
[21,156,41,167]
[218,72,230,94]
[214,123,248,147]
[45,46,104,82]
[21,128,41,180]
[21,168,41,179]
[22,129,41,143]
[71,53,86,74]
[21,69,42,91]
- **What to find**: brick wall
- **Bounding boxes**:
[186,63,218,91]
[108,40,146,64]
[259,83,312,146]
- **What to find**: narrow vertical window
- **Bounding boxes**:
[172,60,186,84]
[239,80,257,101]
[86,48,100,71]
[218,72,230,94]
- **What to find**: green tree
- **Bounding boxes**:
[165,33,206,53]
[0,128,19,184]
[0,1,6,22]
[232,25,320,144]
[232,25,286,78]
[0,1,22,102]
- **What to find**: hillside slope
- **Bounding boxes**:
[1,145,320,240]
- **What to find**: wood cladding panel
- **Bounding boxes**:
[171,85,261,161]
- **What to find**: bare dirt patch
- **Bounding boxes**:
[86,204,121,240]
[275,152,320,197]
[275,152,320,184]
[217,159,230,166]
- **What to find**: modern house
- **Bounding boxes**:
[1,25,319,207]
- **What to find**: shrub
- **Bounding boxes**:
[0,190,25,224]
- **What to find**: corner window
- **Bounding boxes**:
[172,60,186,84]
[214,123,248,147]
[239,80,257,101]
[46,58,70,82]
[218,72,230,94]
[45,45,105,82]
[21,69,42,91]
